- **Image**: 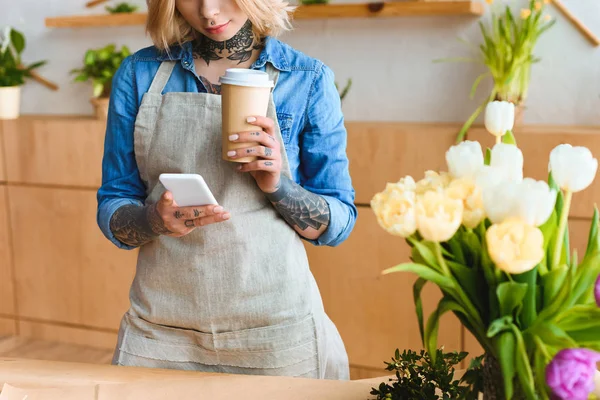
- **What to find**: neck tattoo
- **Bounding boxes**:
[193,20,264,66]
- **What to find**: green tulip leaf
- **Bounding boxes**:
[413,278,427,344]
[541,265,568,308]
[571,251,600,305]
[487,315,513,338]
[382,263,454,290]
[407,238,440,270]
[556,305,600,331]
[495,331,516,399]
[497,281,528,317]
[447,260,479,310]
[502,130,517,145]
[585,206,600,259]
[512,268,538,328]
[531,323,578,349]
[513,328,537,400]
[425,298,468,363]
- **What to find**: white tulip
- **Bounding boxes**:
[491,143,523,183]
[475,165,509,193]
[481,180,519,224]
[485,101,515,138]
[514,178,557,227]
[445,140,484,179]
[549,144,598,193]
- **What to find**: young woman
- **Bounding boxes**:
[97,0,357,380]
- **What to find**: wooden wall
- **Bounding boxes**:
[0,117,598,379]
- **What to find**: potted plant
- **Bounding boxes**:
[448,0,555,143]
[371,102,600,399]
[71,44,130,119]
[105,2,139,14]
[0,27,46,120]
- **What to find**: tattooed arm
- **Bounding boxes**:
[109,193,229,248]
[265,176,330,240]
[109,203,170,248]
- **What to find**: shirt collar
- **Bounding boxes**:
[156,36,290,72]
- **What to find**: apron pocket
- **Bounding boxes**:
[117,313,319,377]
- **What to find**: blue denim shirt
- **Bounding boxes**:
[97,37,357,249]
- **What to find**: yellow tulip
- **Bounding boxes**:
[371,177,417,238]
[534,1,542,11]
[521,8,532,19]
[416,170,452,195]
[446,178,485,229]
[486,218,544,274]
[544,14,552,22]
[416,190,463,242]
[485,0,493,4]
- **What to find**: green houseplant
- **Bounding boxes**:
[106,2,139,14]
[371,102,600,399]
[451,0,555,143]
[71,44,130,119]
[0,27,46,119]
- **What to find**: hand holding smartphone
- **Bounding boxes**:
[159,173,218,207]
[151,174,228,236]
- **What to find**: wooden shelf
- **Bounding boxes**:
[45,2,483,27]
[45,12,147,28]
[294,1,484,19]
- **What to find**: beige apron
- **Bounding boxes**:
[112,61,349,379]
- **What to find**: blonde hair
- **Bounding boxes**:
[146,0,295,51]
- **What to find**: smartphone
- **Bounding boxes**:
[158,173,218,207]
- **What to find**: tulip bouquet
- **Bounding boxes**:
[371,101,600,399]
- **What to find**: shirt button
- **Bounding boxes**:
[183,61,190,66]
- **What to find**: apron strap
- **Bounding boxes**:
[148,61,177,95]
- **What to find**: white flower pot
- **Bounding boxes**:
[90,97,109,120]
[0,86,22,120]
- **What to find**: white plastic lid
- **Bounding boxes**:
[219,68,274,88]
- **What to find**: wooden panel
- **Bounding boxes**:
[0,185,15,316]
[462,218,592,360]
[306,207,461,369]
[0,317,16,336]
[0,336,113,364]
[9,186,137,329]
[347,123,600,219]
[347,122,458,205]
[350,366,388,380]
[0,121,6,182]
[18,320,117,350]
[2,118,106,187]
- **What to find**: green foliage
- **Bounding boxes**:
[70,44,130,98]
[106,2,139,14]
[0,27,46,87]
[335,78,352,103]
[370,349,483,400]
[300,0,328,5]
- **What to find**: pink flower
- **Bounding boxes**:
[595,274,600,307]
[546,349,600,400]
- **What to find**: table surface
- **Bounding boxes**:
[0,358,384,399]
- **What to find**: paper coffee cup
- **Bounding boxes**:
[220,69,274,163]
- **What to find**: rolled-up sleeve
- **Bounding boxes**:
[300,62,357,247]
[96,56,147,250]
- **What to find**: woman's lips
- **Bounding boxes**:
[206,22,230,35]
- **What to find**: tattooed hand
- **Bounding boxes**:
[228,116,282,193]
